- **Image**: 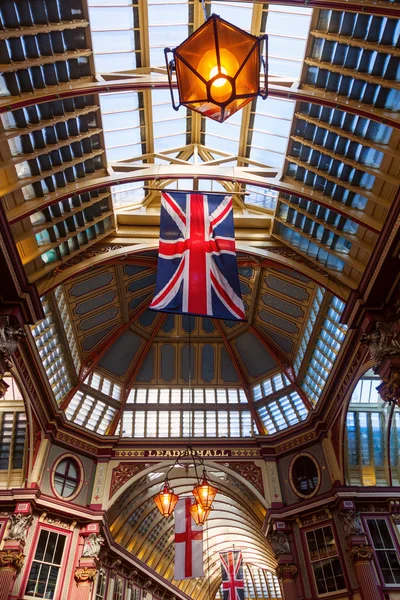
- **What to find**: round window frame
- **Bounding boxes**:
[289,453,321,499]
[51,454,84,501]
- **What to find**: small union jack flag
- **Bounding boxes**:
[150,191,246,320]
[220,550,245,600]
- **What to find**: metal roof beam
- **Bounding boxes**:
[6,165,385,234]
[1,80,398,131]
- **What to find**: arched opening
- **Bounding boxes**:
[345,369,400,487]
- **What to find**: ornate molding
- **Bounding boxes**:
[53,245,123,274]
[225,462,263,495]
[348,545,373,561]
[276,431,317,454]
[275,564,297,580]
[110,462,149,498]
[0,550,24,570]
[74,566,98,584]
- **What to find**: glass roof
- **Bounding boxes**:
[1,0,399,442]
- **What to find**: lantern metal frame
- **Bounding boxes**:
[164,12,268,123]
[153,446,219,522]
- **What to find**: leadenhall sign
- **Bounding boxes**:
[115,448,261,458]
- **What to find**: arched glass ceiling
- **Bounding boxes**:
[107,465,275,600]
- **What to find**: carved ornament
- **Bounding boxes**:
[0,375,9,399]
[340,511,364,537]
[348,545,373,561]
[82,533,104,558]
[0,316,26,368]
[53,245,123,274]
[5,514,33,542]
[0,550,25,570]
[360,321,400,368]
[74,566,98,584]
[275,564,297,580]
[267,531,291,556]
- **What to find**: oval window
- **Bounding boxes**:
[291,455,319,497]
[53,458,80,498]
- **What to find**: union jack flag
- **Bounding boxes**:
[150,191,246,320]
[220,550,245,600]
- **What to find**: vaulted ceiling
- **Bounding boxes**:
[1,0,399,434]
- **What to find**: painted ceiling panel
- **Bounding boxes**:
[82,323,118,352]
[202,344,215,383]
[127,272,157,293]
[258,310,299,335]
[70,271,114,297]
[136,347,155,382]
[74,290,117,315]
[259,325,295,356]
[220,347,239,383]
[261,293,304,319]
[160,344,175,382]
[129,292,151,312]
[235,332,278,379]
[99,331,142,377]
[264,275,310,302]
[79,307,119,332]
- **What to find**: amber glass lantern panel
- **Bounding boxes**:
[173,14,262,123]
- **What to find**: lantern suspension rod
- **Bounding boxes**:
[200,0,208,21]
[143,187,250,196]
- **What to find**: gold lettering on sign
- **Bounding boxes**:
[114,448,260,458]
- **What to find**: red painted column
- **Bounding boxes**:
[0,542,25,600]
[73,558,98,600]
[276,564,298,600]
[348,542,384,600]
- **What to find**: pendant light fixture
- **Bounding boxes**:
[153,479,179,517]
[153,447,219,524]
[164,7,268,123]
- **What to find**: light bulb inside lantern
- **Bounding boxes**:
[209,65,228,87]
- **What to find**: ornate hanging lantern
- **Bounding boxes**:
[154,480,179,517]
[192,472,219,509]
[189,501,212,526]
[165,14,268,123]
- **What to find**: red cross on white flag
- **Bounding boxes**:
[174,497,204,580]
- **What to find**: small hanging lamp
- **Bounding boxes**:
[165,13,268,123]
[154,480,179,517]
[192,471,218,509]
[189,501,212,526]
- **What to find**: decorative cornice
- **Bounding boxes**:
[0,550,25,570]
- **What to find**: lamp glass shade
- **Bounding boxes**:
[189,502,211,526]
[154,482,179,517]
[192,476,218,509]
[173,14,261,123]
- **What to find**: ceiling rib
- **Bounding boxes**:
[1,81,398,131]
[6,166,384,234]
